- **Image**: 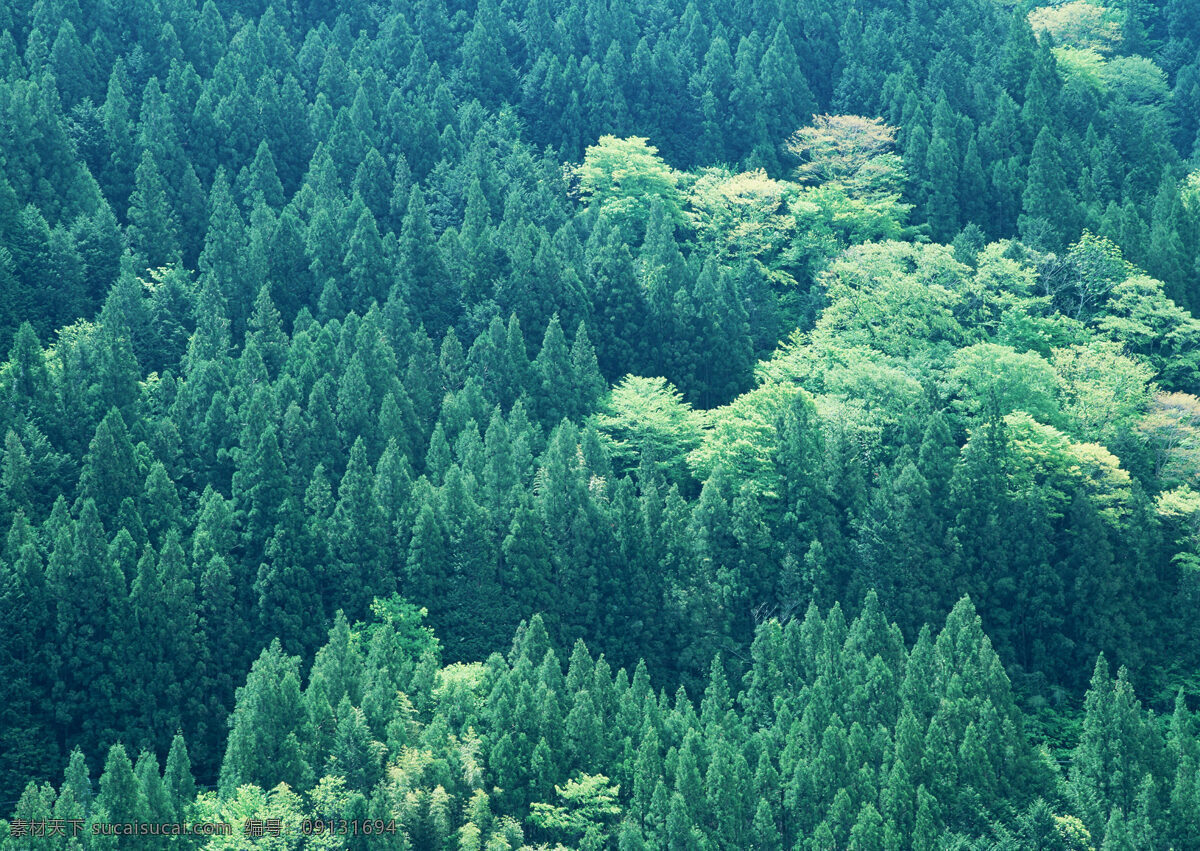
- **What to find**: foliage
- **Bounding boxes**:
[593,375,705,485]
[364,595,441,664]
[529,774,621,844]
[1029,2,1123,53]
[1002,411,1131,521]
[687,168,793,270]
[1050,341,1155,444]
[575,136,685,240]
[1053,47,1109,90]
[688,380,799,494]
[0,0,1199,844]
[945,342,1061,422]
[1103,56,1170,105]
[1139,392,1200,487]
[787,115,906,199]
[813,241,967,358]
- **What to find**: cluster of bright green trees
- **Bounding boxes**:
[2,0,1200,846]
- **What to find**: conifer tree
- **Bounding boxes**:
[101,60,137,213]
[248,284,289,379]
[532,315,574,426]
[163,734,195,819]
[0,515,55,799]
[237,425,290,567]
[924,127,959,242]
[198,168,251,331]
[48,499,132,757]
[219,640,312,795]
[256,494,325,658]
[134,750,173,849]
[1021,128,1073,250]
[1070,656,1160,839]
[590,224,647,380]
[400,185,455,335]
[130,529,201,754]
[855,462,946,638]
[460,0,516,106]
[127,150,181,270]
[97,743,148,832]
[332,438,391,620]
[343,207,391,312]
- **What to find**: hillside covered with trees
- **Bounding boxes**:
[2,0,1200,846]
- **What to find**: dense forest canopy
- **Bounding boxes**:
[2,0,1200,846]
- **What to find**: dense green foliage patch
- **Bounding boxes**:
[2,0,1200,846]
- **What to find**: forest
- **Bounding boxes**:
[2,0,1200,846]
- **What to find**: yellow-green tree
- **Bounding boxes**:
[575,136,685,241]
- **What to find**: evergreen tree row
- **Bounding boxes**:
[7,595,1199,850]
